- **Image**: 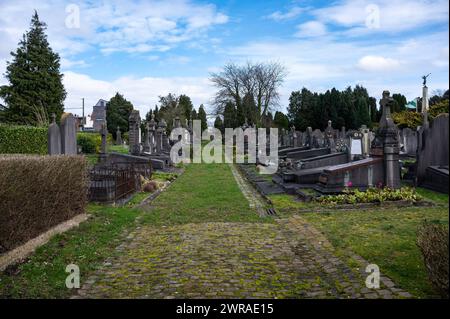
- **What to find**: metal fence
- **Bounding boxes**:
[88,162,152,203]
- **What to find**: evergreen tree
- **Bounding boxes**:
[223,101,236,128]
[0,11,66,125]
[106,92,134,138]
[392,93,407,113]
[214,116,224,133]
[236,103,245,127]
[198,104,208,131]
[178,94,193,120]
[273,111,289,130]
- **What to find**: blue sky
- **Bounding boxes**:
[0,0,448,125]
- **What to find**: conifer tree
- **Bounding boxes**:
[0,11,66,125]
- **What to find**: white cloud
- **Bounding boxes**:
[266,7,305,21]
[0,0,229,60]
[295,21,327,37]
[314,0,449,34]
[357,55,401,71]
[63,71,213,126]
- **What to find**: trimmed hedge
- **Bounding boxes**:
[0,124,48,155]
[0,155,88,252]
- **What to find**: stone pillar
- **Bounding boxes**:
[128,110,141,156]
[306,127,313,148]
[48,113,61,155]
[60,113,77,155]
[422,85,429,113]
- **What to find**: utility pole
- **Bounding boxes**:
[82,98,85,131]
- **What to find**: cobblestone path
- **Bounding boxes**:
[75,165,411,299]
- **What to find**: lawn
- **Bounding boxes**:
[269,188,449,298]
[140,163,264,226]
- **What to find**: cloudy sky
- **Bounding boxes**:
[0,0,448,125]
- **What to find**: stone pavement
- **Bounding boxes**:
[74,214,411,299]
[73,165,412,299]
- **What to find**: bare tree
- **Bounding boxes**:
[210,61,286,125]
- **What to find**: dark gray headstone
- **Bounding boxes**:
[48,114,61,155]
[129,110,141,155]
[60,113,77,155]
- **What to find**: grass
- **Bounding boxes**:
[107,144,129,154]
[270,188,449,298]
[140,163,265,226]
[0,199,142,298]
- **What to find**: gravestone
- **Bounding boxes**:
[417,113,449,186]
[48,113,61,155]
[100,123,107,154]
[371,90,401,189]
[401,128,417,156]
[60,113,77,155]
[312,129,324,148]
[349,131,363,160]
[360,125,371,157]
[116,127,123,145]
[148,114,156,153]
[129,110,141,156]
[143,122,151,153]
[325,121,336,152]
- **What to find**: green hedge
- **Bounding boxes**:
[0,124,48,155]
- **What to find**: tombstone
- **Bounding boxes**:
[100,123,107,154]
[360,125,371,157]
[372,90,401,189]
[349,130,363,161]
[60,113,77,155]
[48,113,61,155]
[325,120,336,152]
[312,129,324,148]
[291,126,297,147]
[116,127,122,145]
[401,128,417,156]
[148,114,156,154]
[128,110,141,156]
[143,122,151,153]
[417,114,449,188]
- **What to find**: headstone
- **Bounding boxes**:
[143,122,151,153]
[360,125,371,157]
[129,110,141,156]
[148,114,156,153]
[350,131,363,157]
[48,113,61,155]
[100,122,107,154]
[116,127,122,145]
[325,120,335,152]
[373,90,401,189]
[60,113,77,155]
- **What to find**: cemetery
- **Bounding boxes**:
[0,6,448,302]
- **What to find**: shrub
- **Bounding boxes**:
[77,132,101,154]
[0,124,47,154]
[0,155,88,252]
[392,99,449,129]
[315,187,422,205]
[417,222,449,298]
